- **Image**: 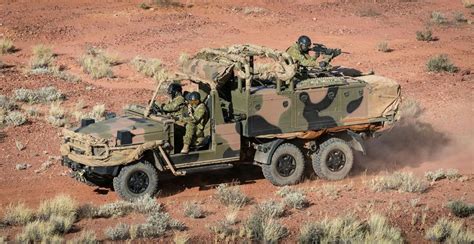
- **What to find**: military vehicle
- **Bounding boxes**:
[61,44,401,200]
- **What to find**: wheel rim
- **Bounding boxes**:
[326,149,346,172]
[276,154,297,177]
[127,170,149,194]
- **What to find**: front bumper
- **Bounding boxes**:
[62,156,120,178]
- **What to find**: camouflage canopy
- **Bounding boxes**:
[180,44,298,86]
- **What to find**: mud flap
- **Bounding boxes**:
[253,139,285,165]
[340,131,366,155]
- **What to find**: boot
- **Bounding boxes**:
[181,144,189,154]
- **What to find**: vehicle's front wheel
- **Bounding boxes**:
[262,143,305,186]
[312,138,353,180]
[113,161,158,201]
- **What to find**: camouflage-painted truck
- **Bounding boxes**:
[61,45,401,200]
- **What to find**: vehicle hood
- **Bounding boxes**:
[76,115,165,140]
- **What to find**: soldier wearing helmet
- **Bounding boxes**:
[286,35,338,69]
[160,83,186,119]
[181,91,209,154]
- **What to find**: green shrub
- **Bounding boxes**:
[427,54,458,73]
[425,218,473,242]
[2,202,35,225]
[215,184,250,207]
[425,168,461,182]
[368,172,429,193]
[30,45,55,69]
[0,38,15,54]
[416,29,434,41]
[446,200,474,218]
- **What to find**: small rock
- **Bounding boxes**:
[16,163,31,170]
[15,140,26,151]
[43,151,48,155]
[35,160,54,174]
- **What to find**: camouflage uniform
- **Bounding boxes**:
[286,43,319,67]
[183,103,209,146]
[162,95,186,119]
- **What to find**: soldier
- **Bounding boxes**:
[286,35,341,69]
[160,83,186,119]
[181,91,209,154]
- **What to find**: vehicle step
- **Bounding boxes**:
[177,163,233,175]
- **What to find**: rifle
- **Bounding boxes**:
[311,43,349,57]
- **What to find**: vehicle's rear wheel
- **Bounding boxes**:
[312,138,353,180]
[262,143,305,186]
[113,161,158,201]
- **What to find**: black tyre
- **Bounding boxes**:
[113,161,158,201]
[312,138,353,180]
[262,143,305,186]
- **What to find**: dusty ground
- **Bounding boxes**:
[0,0,473,242]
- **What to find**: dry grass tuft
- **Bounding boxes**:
[357,7,381,17]
[14,86,64,104]
[16,215,74,242]
[446,200,474,218]
[453,12,468,23]
[4,111,27,126]
[277,187,309,209]
[153,0,184,8]
[425,218,473,242]
[368,172,429,193]
[30,45,55,69]
[80,195,162,219]
[131,56,167,80]
[416,29,435,42]
[80,48,118,79]
[105,223,130,240]
[426,54,458,73]
[243,205,288,242]
[139,3,151,9]
[2,203,35,225]
[243,6,267,15]
[377,41,391,52]
[173,232,190,244]
[425,168,461,182]
[462,0,474,8]
[183,201,204,219]
[215,184,250,208]
[37,195,78,220]
[47,102,67,127]
[70,230,98,244]
[430,11,448,25]
[0,38,15,54]
[128,212,185,239]
[178,52,189,67]
[0,95,16,111]
[299,214,403,243]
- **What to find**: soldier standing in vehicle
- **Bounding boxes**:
[160,83,186,119]
[181,92,209,154]
[286,35,341,69]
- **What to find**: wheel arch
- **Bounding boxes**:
[328,130,366,155]
[253,138,286,165]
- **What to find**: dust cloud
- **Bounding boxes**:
[355,100,474,175]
